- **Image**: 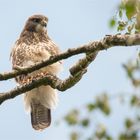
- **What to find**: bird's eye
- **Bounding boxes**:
[33,18,40,23]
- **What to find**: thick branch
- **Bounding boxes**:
[0,34,139,81]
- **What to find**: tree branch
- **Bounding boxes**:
[0,52,97,104]
[0,34,139,81]
[0,34,140,104]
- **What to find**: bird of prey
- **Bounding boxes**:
[10,15,62,131]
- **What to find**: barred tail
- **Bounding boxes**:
[30,99,51,131]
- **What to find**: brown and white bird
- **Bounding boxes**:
[10,15,62,131]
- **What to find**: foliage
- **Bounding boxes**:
[109,0,140,34]
[58,1,140,139]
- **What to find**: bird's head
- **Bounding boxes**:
[24,15,48,33]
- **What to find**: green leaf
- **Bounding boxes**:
[119,9,123,18]
[70,132,79,140]
[106,135,113,140]
[80,118,90,127]
[119,133,137,140]
[125,0,137,19]
[125,118,133,129]
[95,125,106,139]
[109,18,116,28]
[119,134,127,140]
[87,103,96,112]
[130,95,140,106]
[135,12,140,32]
[64,109,79,125]
[117,21,127,31]
[131,95,138,106]
[96,94,111,115]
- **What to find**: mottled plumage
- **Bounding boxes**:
[10,15,62,130]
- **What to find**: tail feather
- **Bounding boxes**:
[31,100,51,131]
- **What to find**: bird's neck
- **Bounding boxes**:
[19,30,49,45]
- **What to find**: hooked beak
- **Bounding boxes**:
[40,20,47,27]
